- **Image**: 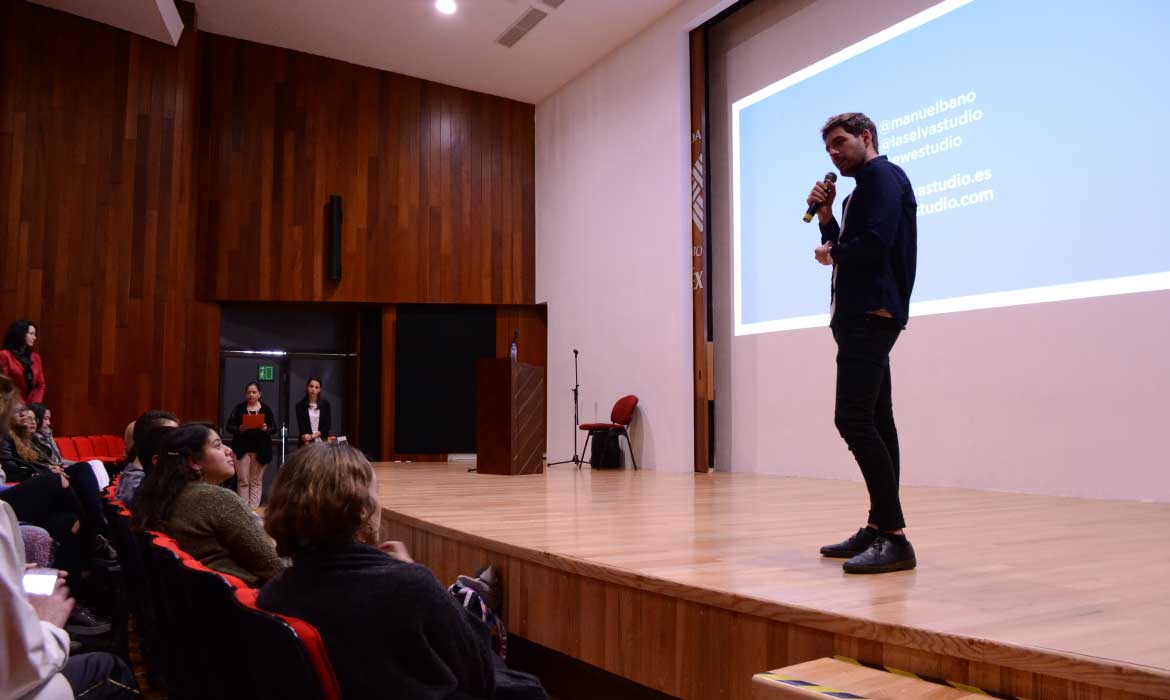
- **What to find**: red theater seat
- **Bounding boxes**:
[101,435,124,460]
[55,437,80,461]
[55,435,125,462]
[87,435,116,461]
[234,588,342,700]
[71,436,97,461]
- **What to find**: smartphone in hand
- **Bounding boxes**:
[22,568,59,596]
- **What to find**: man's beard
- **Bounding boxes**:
[838,156,863,177]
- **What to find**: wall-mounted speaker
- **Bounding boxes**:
[327,194,342,282]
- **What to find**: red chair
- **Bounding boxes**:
[88,436,117,461]
[101,435,124,460]
[578,395,639,470]
[151,535,250,699]
[55,437,80,461]
[72,436,97,461]
[234,588,342,700]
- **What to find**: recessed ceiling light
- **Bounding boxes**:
[435,0,457,15]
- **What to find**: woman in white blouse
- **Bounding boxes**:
[294,377,333,446]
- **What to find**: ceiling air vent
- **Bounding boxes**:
[541,0,567,8]
[496,7,548,48]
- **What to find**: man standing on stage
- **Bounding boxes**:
[806,112,918,574]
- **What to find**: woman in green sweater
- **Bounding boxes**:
[133,423,283,586]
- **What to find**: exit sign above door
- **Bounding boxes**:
[257,365,274,381]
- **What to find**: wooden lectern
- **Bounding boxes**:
[476,358,546,475]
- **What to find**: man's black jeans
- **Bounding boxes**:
[832,315,905,531]
[63,652,140,699]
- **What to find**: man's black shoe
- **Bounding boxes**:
[66,606,112,636]
[842,534,916,574]
[819,527,878,558]
[92,534,118,562]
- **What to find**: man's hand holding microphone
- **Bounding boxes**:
[806,174,837,265]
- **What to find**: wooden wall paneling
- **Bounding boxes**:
[495,304,548,367]
[689,28,711,473]
[520,106,536,307]
[0,1,219,434]
[197,34,534,305]
[2,5,537,434]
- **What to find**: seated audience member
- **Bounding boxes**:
[0,376,107,636]
[26,403,64,464]
[114,410,179,506]
[259,443,547,700]
[1,406,54,482]
[132,423,283,585]
[4,406,114,561]
[26,403,110,491]
[0,378,83,571]
[2,501,140,700]
[0,467,86,591]
[121,420,134,462]
[116,425,174,509]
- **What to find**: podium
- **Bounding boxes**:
[476,358,546,475]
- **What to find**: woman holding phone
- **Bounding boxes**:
[295,377,333,446]
[225,382,276,507]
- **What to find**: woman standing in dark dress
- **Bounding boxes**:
[294,377,333,446]
[225,382,276,508]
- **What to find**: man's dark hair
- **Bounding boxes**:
[137,424,176,474]
[131,409,179,462]
[821,112,879,154]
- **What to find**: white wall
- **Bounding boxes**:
[535,0,733,471]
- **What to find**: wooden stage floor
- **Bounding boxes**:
[374,463,1170,700]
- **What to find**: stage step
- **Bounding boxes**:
[753,657,987,700]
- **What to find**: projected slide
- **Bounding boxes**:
[732,0,1170,335]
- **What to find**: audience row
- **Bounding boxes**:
[0,326,546,699]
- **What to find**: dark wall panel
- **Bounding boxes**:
[220,303,355,353]
[394,305,496,454]
[357,307,383,459]
[198,34,536,305]
[0,1,220,434]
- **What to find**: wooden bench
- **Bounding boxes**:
[753,657,987,700]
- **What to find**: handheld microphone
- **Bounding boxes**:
[802,172,838,223]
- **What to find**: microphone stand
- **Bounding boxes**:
[548,349,582,467]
